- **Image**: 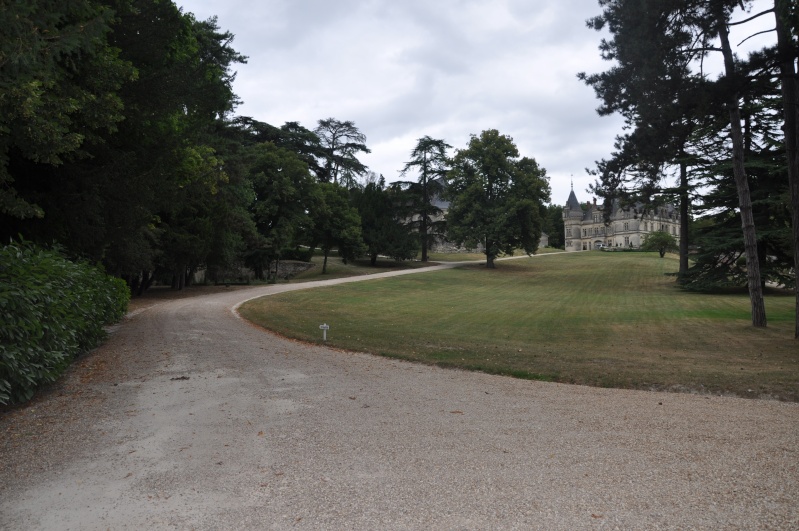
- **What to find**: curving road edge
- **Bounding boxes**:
[1,255,797,530]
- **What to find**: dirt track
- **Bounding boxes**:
[1,269,798,530]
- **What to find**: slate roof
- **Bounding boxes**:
[566,190,582,211]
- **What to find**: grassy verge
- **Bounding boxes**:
[239,252,798,400]
[290,247,562,282]
[289,254,442,282]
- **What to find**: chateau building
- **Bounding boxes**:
[562,189,680,252]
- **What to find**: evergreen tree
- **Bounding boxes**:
[399,136,451,262]
[314,119,370,187]
[351,178,418,265]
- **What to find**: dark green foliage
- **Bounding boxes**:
[446,130,551,268]
[246,142,319,279]
[0,1,250,292]
[311,183,366,273]
[314,119,370,186]
[351,178,418,265]
[279,248,314,262]
[399,136,452,261]
[641,231,679,258]
[0,0,135,219]
[0,242,129,405]
[541,204,565,249]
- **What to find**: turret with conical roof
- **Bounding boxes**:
[564,189,583,219]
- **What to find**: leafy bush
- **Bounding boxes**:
[0,242,130,405]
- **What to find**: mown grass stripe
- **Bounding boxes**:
[239,252,798,400]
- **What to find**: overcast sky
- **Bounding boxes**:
[177,0,775,206]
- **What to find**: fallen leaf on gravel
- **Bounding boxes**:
[450,410,464,414]
[258,431,264,436]
[591,514,604,519]
[170,376,190,381]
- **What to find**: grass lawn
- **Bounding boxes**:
[288,254,444,282]
[290,247,563,282]
[239,251,799,400]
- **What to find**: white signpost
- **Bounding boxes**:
[319,323,329,341]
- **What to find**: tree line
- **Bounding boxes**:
[580,0,799,337]
[1,0,552,294]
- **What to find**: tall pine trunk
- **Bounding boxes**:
[775,0,799,339]
[679,159,689,276]
[420,161,430,262]
[716,8,767,327]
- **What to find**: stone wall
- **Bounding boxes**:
[273,260,315,280]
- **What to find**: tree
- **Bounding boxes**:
[310,183,365,273]
[541,204,565,249]
[642,231,679,258]
[579,0,716,277]
[580,0,771,327]
[351,178,418,265]
[399,136,451,262]
[248,142,319,280]
[0,0,135,219]
[0,1,250,293]
[446,130,550,268]
[774,0,799,338]
[314,119,370,186]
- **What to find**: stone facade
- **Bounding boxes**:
[562,190,680,252]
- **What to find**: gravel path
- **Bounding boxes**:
[1,265,798,530]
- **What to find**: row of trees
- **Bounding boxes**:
[580,0,799,336]
[1,1,552,295]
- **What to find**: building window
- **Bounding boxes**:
[566,228,571,237]
[583,229,587,237]
[624,236,630,246]
[623,222,629,231]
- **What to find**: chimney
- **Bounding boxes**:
[593,197,597,206]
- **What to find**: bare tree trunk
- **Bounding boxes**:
[716,9,767,327]
[775,0,799,338]
[420,215,429,262]
[420,161,430,262]
[679,159,689,276]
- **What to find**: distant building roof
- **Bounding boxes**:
[566,190,581,210]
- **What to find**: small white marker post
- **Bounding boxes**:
[319,323,329,341]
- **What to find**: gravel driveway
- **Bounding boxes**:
[1,267,798,530]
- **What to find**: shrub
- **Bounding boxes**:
[0,242,130,405]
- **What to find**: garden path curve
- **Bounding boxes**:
[1,256,798,530]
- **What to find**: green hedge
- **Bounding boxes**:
[0,242,130,405]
